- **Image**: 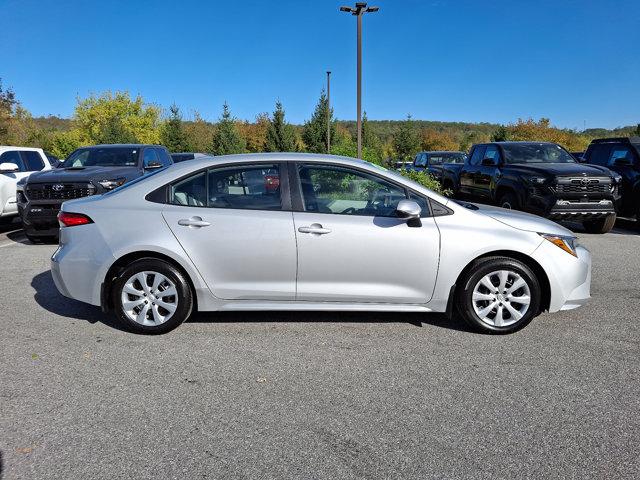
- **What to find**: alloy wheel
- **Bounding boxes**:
[120,271,178,326]
[471,270,531,327]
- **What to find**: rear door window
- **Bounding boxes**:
[208,164,282,210]
[21,151,45,171]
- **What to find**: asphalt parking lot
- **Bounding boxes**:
[0,218,638,479]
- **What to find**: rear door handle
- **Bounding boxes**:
[178,216,211,228]
[298,223,331,235]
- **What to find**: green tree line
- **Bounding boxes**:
[2,78,638,167]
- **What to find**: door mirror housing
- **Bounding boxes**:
[481,157,497,166]
[396,199,422,227]
[0,162,20,173]
[144,161,163,170]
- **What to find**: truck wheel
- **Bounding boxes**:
[583,215,616,234]
[498,192,520,210]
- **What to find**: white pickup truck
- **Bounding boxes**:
[0,146,57,224]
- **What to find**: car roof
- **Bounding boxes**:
[79,144,165,149]
[485,141,558,146]
[180,152,381,169]
[418,151,465,154]
[0,146,45,152]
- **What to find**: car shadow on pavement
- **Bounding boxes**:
[31,270,474,333]
[31,270,125,331]
[189,310,474,332]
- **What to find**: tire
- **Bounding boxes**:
[456,256,542,334]
[112,258,194,334]
[498,191,520,210]
[583,215,616,234]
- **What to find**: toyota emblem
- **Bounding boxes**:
[52,184,64,191]
[580,178,589,186]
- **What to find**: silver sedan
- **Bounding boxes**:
[51,153,591,334]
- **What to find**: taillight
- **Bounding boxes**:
[58,212,93,227]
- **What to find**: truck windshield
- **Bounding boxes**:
[62,147,139,168]
[502,144,575,164]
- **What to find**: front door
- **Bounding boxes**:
[474,145,501,199]
[292,163,440,304]
[162,162,297,300]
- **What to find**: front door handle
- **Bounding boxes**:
[298,223,331,235]
[178,216,211,228]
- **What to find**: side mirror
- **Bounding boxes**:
[613,157,632,167]
[0,162,19,173]
[481,158,497,166]
[144,161,163,170]
[396,199,422,227]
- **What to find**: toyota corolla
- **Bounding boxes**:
[51,153,591,334]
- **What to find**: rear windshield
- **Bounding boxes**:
[502,143,575,164]
[62,147,139,168]
[171,154,195,163]
[430,153,466,164]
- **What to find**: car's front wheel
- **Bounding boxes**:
[112,259,193,334]
[456,256,542,334]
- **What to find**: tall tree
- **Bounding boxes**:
[265,100,296,152]
[393,114,420,161]
[239,113,270,153]
[161,104,191,152]
[0,79,18,143]
[302,90,335,153]
[211,102,246,155]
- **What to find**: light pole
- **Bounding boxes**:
[326,70,331,153]
[340,2,378,159]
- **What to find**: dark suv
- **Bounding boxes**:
[581,137,639,221]
[18,144,172,241]
[456,141,621,233]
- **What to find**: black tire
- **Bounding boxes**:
[112,258,193,334]
[456,256,542,334]
[498,191,520,210]
[583,215,616,234]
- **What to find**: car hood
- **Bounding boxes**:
[27,166,140,183]
[472,203,573,236]
[507,162,612,177]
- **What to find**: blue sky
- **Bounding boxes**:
[1,0,639,129]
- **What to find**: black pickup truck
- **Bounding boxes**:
[17,144,172,241]
[580,137,639,222]
[455,141,621,233]
[407,151,466,191]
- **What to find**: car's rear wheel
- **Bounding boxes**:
[112,259,193,334]
[498,192,520,210]
[583,215,616,234]
[456,256,541,334]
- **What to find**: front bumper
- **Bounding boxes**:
[531,240,592,313]
[547,199,615,221]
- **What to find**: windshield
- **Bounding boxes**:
[501,143,575,164]
[63,147,139,168]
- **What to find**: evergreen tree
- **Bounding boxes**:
[211,102,246,155]
[491,125,510,142]
[302,90,335,153]
[392,114,420,161]
[265,101,296,152]
[0,79,17,143]
[635,123,640,136]
[161,104,191,152]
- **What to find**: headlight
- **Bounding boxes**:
[97,178,126,190]
[539,233,578,257]
[525,175,547,184]
[612,173,622,184]
[16,177,27,187]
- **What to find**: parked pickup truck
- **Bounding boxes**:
[580,137,640,222]
[17,144,172,241]
[0,146,56,224]
[408,151,466,191]
[455,141,621,233]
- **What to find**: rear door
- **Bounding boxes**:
[162,162,297,300]
[292,162,440,303]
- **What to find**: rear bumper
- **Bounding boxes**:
[18,202,62,237]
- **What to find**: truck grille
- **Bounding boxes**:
[26,183,95,201]
[554,177,611,194]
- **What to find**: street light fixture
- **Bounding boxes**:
[340,3,379,158]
